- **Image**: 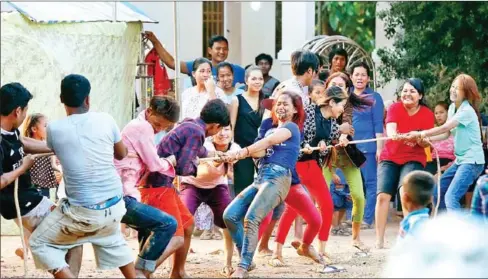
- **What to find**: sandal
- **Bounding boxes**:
[200,229,213,240]
[331,227,351,236]
[268,256,286,267]
[212,229,223,240]
[220,266,235,277]
[318,265,345,274]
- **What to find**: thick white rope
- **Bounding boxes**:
[14,152,54,278]
[199,136,442,216]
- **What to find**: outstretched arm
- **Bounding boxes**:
[145,31,189,74]
[20,136,52,154]
[232,127,292,160]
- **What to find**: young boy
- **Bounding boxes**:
[115,95,182,278]
[330,169,353,236]
[138,98,230,278]
[0,82,82,275]
[29,74,136,278]
[179,124,239,276]
[398,170,435,239]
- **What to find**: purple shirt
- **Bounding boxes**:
[144,118,208,188]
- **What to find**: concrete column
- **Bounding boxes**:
[224,2,242,65]
[374,2,400,101]
[277,1,315,80]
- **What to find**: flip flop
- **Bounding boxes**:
[318,265,345,274]
[352,241,371,253]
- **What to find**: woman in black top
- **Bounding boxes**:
[229,66,266,196]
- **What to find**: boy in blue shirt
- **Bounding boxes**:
[398,171,435,240]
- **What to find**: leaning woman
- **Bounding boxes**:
[223,91,305,278]
[405,74,485,211]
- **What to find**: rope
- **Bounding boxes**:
[198,135,442,216]
[14,152,55,278]
[14,178,28,278]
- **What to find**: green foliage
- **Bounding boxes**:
[377,2,488,112]
[316,2,376,53]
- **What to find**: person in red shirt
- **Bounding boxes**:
[375,78,434,249]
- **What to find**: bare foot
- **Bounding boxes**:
[290,240,301,250]
[268,256,287,267]
[15,248,25,260]
[169,270,190,279]
[375,240,385,249]
[230,267,249,278]
[257,247,273,257]
[296,244,323,264]
[318,252,332,264]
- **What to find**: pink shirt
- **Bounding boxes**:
[432,135,455,160]
[181,140,240,189]
[114,110,175,201]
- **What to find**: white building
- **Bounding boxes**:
[131,1,398,101]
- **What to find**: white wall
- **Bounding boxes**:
[130,1,203,81]
[240,2,276,67]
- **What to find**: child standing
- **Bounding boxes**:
[330,169,353,236]
[398,170,435,239]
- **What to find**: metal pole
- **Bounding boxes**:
[113,1,117,22]
[173,1,181,105]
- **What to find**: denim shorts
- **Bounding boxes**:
[377,160,424,198]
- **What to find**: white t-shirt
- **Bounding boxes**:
[47,112,123,206]
[181,86,227,120]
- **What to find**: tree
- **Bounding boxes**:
[377,2,488,112]
[316,2,376,53]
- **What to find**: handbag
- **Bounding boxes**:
[343,135,367,168]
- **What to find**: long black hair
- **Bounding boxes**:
[191,57,213,86]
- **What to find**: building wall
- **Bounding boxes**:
[130,1,203,82]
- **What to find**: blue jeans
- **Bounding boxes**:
[360,152,377,225]
[435,163,485,211]
[223,163,291,270]
[121,196,177,272]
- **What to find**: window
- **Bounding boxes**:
[202,1,224,58]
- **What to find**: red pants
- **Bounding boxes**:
[275,184,321,245]
[278,160,333,242]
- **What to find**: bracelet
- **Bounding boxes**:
[245,147,250,157]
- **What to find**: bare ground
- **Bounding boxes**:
[1,222,399,278]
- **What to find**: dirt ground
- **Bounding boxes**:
[1,222,399,278]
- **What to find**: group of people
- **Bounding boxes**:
[1,30,487,279]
